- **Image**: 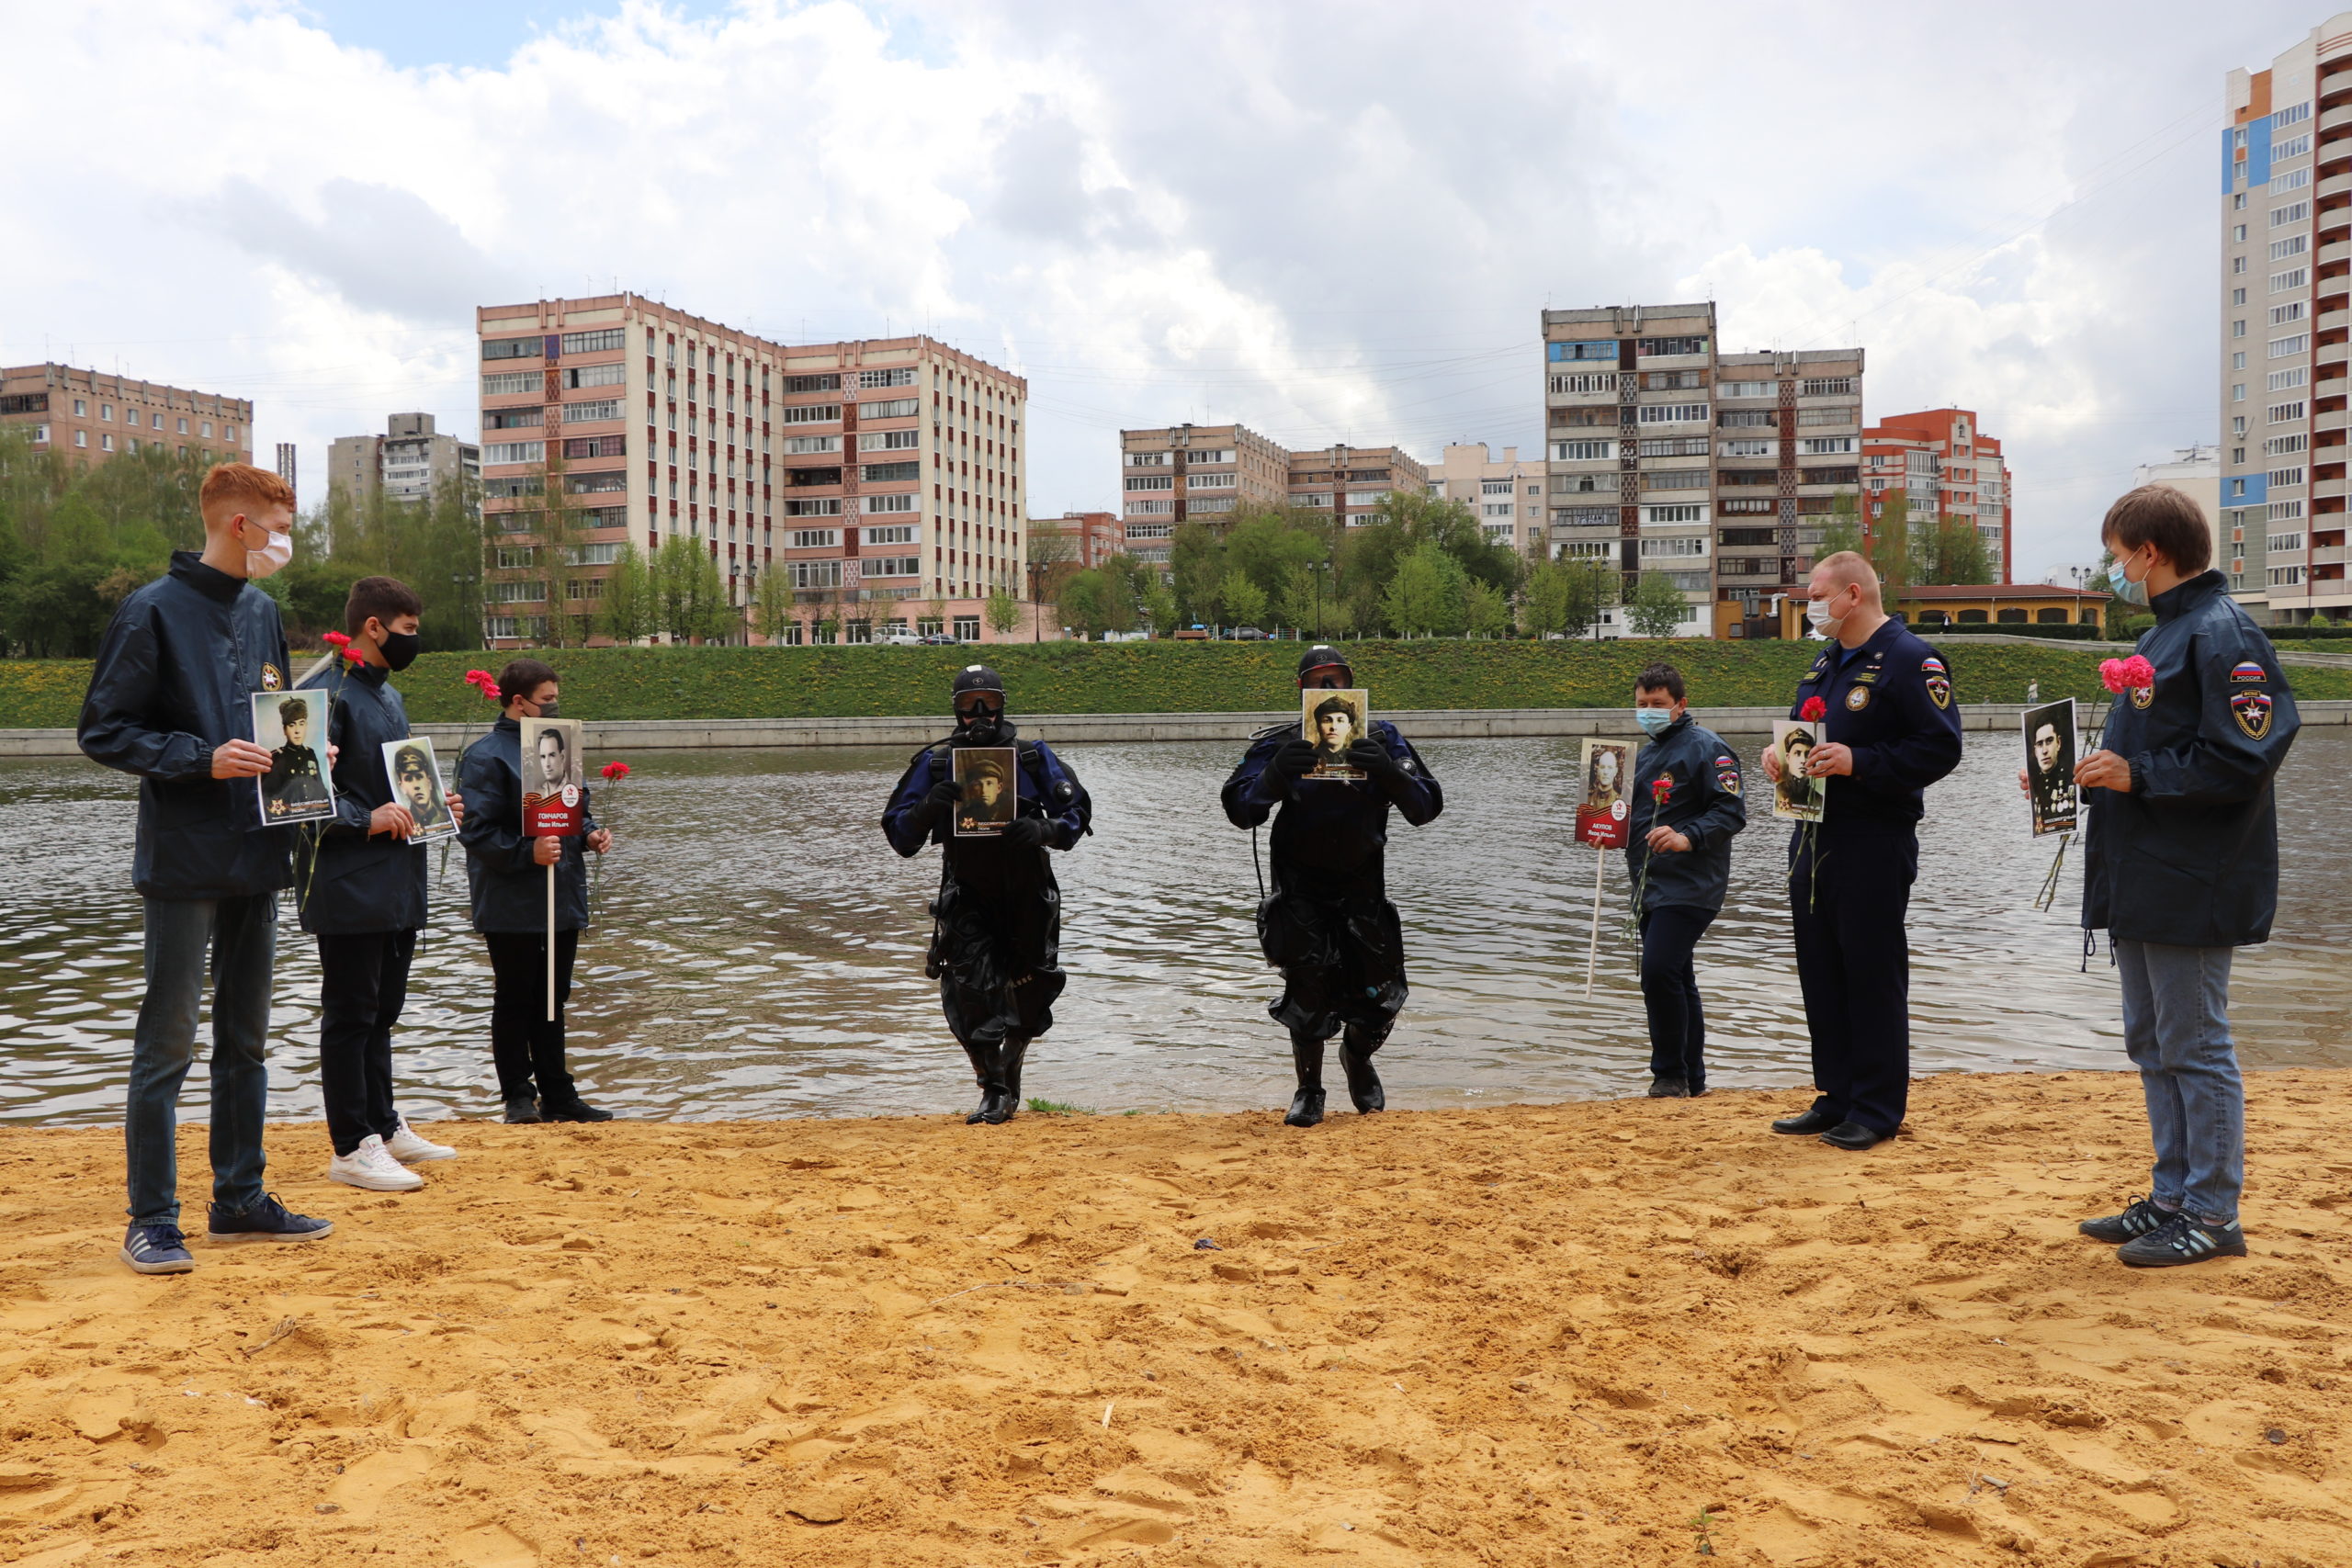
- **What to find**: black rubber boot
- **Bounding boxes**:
[960,1043,992,1125]
[1000,1036,1030,1122]
[1338,1027,1385,1114]
[1284,1032,1327,1128]
[978,1042,1017,1125]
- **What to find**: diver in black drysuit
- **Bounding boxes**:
[881,665,1092,1124]
[1220,645,1443,1127]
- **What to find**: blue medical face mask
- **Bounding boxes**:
[1634,706,1676,738]
[2112,548,2152,607]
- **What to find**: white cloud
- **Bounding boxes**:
[0,0,2320,578]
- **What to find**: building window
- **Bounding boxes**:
[1800,378,1856,397]
[2269,233,2308,260]
[864,493,915,513]
[1642,504,1705,524]
[482,335,541,361]
[858,398,921,420]
[783,499,842,518]
[1553,439,1613,461]
[560,328,626,354]
[859,429,921,452]
[785,434,842,454]
[563,362,627,389]
[2271,268,2308,293]
[1718,410,1774,428]
[862,461,921,483]
[780,404,842,424]
[2267,400,2307,423]
[1637,403,1709,424]
[1125,474,1174,491]
[857,367,916,389]
[1546,340,1619,362]
[2269,301,2306,327]
[2268,333,2306,357]
[1636,336,1706,357]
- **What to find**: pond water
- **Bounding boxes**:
[3,728,2347,1127]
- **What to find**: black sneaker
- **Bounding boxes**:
[2078,1195,2170,1245]
[2116,1212,2247,1268]
[1646,1077,1690,1099]
[541,1098,614,1123]
[207,1194,334,1246]
[503,1096,543,1124]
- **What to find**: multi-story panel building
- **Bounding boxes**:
[1710,350,1866,625]
[1860,408,2011,582]
[0,363,252,469]
[1117,423,1291,566]
[1032,511,1121,570]
[1285,444,1430,528]
[477,296,1025,647]
[2222,24,2352,625]
[327,412,480,519]
[1424,442,1545,555]
[2132,446,2227,591]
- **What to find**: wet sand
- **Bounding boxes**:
[2,1071,2347,1567]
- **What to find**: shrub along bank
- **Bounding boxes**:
[12,638,2347,730]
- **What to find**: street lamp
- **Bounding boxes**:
[1311,560,1331,641]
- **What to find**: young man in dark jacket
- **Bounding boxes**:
[298,577,464,1191]
[458,660,614,1124]
[1623,663,1746,1099]
[76,463,334,1274]
[881,666,1093,1125]
[2069,486,2299,1268]
[1222,646,1443,1127]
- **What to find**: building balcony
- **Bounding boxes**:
[2314,545,2347,566]
[2315,474,2348,501]
[2323,170,2352,201]
[2323,341,2351,368]
[2324,240,2352,269]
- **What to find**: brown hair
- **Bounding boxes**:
[2100,485,2212,576]
[496,658,560,705]
[1634,661,1685,701]
[345,575,424,636]
[198,462,295,520]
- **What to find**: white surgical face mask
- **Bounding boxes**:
[1804,590,1844,635]
[242,520,292,580]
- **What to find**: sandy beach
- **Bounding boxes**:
[2,1070,2347,1567]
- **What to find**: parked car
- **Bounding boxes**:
[917,633,961,645]
[873,630,923,647]
[1103,629,1152,643]
[1172,626,1212,641]
[1230,626,1268,641]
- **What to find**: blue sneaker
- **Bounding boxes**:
[120,1223,196,1275]
[207,1193,334,1246]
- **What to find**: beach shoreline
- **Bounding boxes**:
[2,1069,2346,1566]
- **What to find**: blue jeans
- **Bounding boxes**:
[126,894,277,1226]
[2115,939,2243,1224]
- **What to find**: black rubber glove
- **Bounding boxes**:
[1001,817,1050,849]
[1348,738,1404,782]
[1271,739,1319,779]
[909,775,962,832]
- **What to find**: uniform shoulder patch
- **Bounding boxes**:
[2231,689,2274,739]
[260,663,282,692]
[2230,660,2267,683]
[1717,769,1741,795]
[1925,674,1951,709]
[1845,685,1871,711]
[1919,655,1947,677]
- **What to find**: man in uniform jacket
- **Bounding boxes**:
[881,665,1093,1125]
[1623,663,1746,1099]
[2069,486,2299,1268]
[75,463,334,1275]
[458,660,614,1125]
[1762,551,1963,1151]
[1222,645,1443,1128]
[297,577,464,1193]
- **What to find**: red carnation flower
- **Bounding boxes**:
[600,761,630,781]
[1800,696,1827,722]
[464,669,503,702]
[341,647,368,663]
[1650,776,1673,804]
[321,631,352,649]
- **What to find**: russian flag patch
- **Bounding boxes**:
[2230,660,2267,683]
[1920,655,1947,676]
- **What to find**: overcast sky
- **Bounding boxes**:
[2,0,2334,580]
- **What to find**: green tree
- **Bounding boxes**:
[599,540,656,644]
[985,587,1022,637]
[1169,519,1227,624]
[1219,569,1270,627]
[1057,568,1112,637]
[747,560,794,644]
[1626,570,1689,638]
[653,536,731,643]
[1817,491,1864,561]
[1381,541,1469,636]
[1917,515,1995,586]
[1871,486,1914,602]
[1464,578,1510,638]
[1139,574,1178,636]
[1522,557,1572,637]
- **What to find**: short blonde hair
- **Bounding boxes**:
[198,462,295,522]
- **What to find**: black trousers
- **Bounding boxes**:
[315,929,416,1156]
[1789,819,1919,1134]
[1637,905,1714,1090]
[482,929,580,1104]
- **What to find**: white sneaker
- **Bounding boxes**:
[328,1134,425,1192]
[384,1115,458,1163]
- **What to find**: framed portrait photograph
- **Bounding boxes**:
[1572,738,1634,848]
[250,688,335,825]
[519,716,585,837]
[2022,697,2079,838]
[382,737,458,846]
[952,746,1020,837]
[1300,687,1371,781]
[1770,719,1827,824]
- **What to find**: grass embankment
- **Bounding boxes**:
[8,640,2348,728]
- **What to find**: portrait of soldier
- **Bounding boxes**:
[261,694,330,818]
[535,725,571,798]
[1774,724,1825,819]
[2025,704,2078,835]
[391,741,453,836]
[1584,743,1625,813]
[1303,689,1368,780]
[954,750,1019,835]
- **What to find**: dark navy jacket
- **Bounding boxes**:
[458,717,599,933]
[1624,716,1746,914]
[1788,617,1964,830]
[76,551,295,900]
[1221,719,1442,874]
[881,734,1092,886]
[2083,570,2298,948]
[295,660,430,936]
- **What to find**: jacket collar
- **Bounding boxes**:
[344,660,388,691]
[167,548,245,605]
[2152,569,2227,623]
[492,715,520,734]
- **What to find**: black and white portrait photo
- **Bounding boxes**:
[252,689,334,824]
[1771,719,1826,824]
[1300,688,1370,782]
[2023,697,2079,837]
[953,747,1019,836]
[384,737,458,844]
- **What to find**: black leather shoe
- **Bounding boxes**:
[1283,1087,1326,1128]
[1819,1121,1888,1151]
[503,1096,542,1124]
[542,1098,614,1123]
[1770,1106,1842,1135]
[1646,1077,1690,1099]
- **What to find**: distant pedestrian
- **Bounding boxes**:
[2068,486,2298,1267]
[1623,663,1746,1099]
[77,462,334,1274]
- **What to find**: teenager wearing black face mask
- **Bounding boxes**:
[297,577,466,1191]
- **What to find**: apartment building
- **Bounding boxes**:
[1285,445,1430,525]
[327,412,480,519]
[476,295,1025,647]
[1033,510,1121,570]
[1427,443,1547,556]
[0,363,252,469]
[1117,423,1291,565]
[1859,408,2012,581]
[1713,350,1867,618]
[2133,446,2226,590]
[2222,23,2352,626]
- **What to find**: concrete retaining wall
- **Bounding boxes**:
[7,700,2347,758]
